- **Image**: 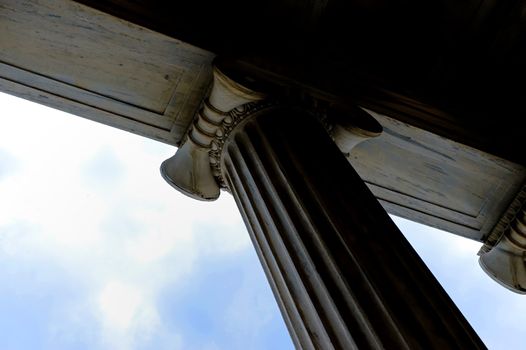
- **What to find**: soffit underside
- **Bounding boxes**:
[349,111,526,241]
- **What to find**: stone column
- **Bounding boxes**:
[161,67,486,349]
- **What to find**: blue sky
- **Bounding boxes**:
[0,91,524,349]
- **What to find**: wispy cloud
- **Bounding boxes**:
[82,147,125,190]
[0,92,291,350]
[393,216,526,350]
[0,148,17,180]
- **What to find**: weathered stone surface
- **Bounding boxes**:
[0,0,214,144]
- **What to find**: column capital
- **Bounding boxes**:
[479,183,526,293]
[161,63,382,201]
[209,100,279,189]
[160,65,265,200]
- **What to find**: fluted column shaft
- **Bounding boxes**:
[220,107,485,349]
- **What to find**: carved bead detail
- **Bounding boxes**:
[209,100,278,189]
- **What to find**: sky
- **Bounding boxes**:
[0,91,524,349]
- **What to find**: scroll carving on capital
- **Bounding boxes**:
[160,66,266,201]
[325,104,383,155]
[160,63,383,201]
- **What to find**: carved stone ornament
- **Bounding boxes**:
[209,100,279,189]
[479,184,526,293]
[326,104,383,155]
[161,64,383,200]
[160,66,266,200]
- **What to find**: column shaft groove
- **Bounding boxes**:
[220,108,485,350]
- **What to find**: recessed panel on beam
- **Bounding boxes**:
[0,0,214,144]
[349,111,526,241]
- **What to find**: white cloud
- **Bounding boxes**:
[82,147,125,190]
[392,215,526,350]
[0,91,270,350]
[97,280,161,340]
[124,220,194,264]
[223,267,276,345]
[95,279,186,350]
[0,147,17,180]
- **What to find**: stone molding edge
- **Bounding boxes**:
[479,182,526,255]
